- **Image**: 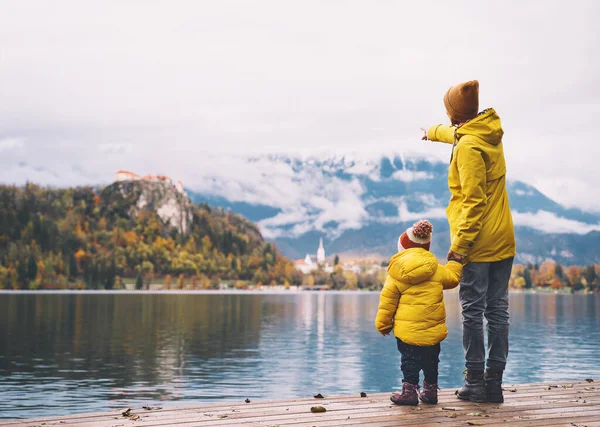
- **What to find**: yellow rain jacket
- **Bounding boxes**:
[375,248,462,346]
[427,108,516,262]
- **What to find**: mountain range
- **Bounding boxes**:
[187,154,600,265]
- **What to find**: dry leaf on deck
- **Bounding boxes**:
[310,406,327,413]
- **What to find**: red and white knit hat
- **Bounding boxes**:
[397,220,433,252]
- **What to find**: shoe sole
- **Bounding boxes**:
[390,397,418,406]
[456,394,487,403]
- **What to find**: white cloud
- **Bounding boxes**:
[392,170,432,182]
[0,0,598,210]
[97,143,134,155]
[512,211,600,234]
[0,138,24,152]
[373,201,447,225]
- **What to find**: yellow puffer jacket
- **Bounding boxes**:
[375,248,462,346]
[427,108,516,262]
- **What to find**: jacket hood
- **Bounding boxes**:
[387,248,438,285]
[456,108,504,146]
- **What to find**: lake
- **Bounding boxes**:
[0,291,599,419]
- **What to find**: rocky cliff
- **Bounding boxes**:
[102,180,192,235]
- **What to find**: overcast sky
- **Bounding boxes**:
[1,0,599,211]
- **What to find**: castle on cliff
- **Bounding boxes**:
[115,170,185,195]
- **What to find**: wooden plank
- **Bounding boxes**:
[0,380,597,427]
[3,391,594,427]
[1,381,592,426]
[19,386,595,427]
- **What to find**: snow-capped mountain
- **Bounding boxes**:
[187,154,600,265]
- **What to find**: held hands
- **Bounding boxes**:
[380,328,392,336]
[447,250,466,263]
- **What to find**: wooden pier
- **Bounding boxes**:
[1,380,598,427]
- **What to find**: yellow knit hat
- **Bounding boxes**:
[444,80,479,122]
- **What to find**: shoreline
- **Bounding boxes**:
[0,288,597,295]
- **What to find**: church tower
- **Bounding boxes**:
[317,238,325,264]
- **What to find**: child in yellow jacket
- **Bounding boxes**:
[375,219,462,406]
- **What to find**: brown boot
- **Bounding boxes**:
[390,382,419,406]
[419,380,438,404]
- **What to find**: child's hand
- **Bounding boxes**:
[420,127,428,141]
[380,328,392,336]
[447,250,466,263]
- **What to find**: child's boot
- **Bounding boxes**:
[456,370,486,402]
[419,380,438,404]
[390,382,419,406]
[485,369,504,403]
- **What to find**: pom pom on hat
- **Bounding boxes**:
[398,219,433,252]
[412,220,433,240]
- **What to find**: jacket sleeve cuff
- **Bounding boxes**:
[450,236,474,256]
[427,125,440,141]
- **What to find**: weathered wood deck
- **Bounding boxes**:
[1,380,598,427]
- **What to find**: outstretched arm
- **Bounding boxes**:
[439,261,463,290]
[375,276,401,335]
[427,124,457,145]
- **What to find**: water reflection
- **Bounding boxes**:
[0,292,598,419]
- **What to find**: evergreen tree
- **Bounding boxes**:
[555,263,564,279]
[16,260,28,290]
[334,255,340,266]
[105,258,116,290]
[68,252,78,282]
[583,265,598,291]
[523,268,532,289]
[3,270,12,290]
[90,262,98,289]
[27,254,37,282]
[82,263,91,288]
[135,271,144,290]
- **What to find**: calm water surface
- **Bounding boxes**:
[0,291,599,419]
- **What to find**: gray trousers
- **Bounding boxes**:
[459,257,513,372]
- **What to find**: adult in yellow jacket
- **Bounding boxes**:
[375,220,462,406]
[423,80,515,404]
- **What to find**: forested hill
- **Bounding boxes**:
[0,182,300,290]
